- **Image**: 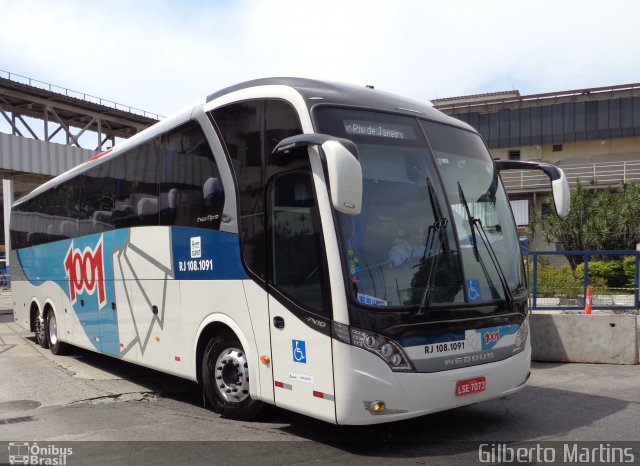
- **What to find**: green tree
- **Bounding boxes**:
[536,180,640,269]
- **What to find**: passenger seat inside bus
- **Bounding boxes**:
[137,197,159,225]
[93,210,113,230]
[60,220,78,239]
[165,177,223,228]
[203,177,223,207]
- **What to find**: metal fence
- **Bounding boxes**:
[501,160,640,193]
[528,250,640,310]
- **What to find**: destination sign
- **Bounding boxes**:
[344,120,416,140]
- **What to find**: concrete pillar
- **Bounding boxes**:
[3,179,13,267]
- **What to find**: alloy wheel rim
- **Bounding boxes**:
[214,347,250,403]
[49,313,57,345]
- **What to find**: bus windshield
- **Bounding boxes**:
[314,108,525,310]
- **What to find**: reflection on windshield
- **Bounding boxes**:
[422,121,525,304]
[338,141,463,307]
[315,108,524,310]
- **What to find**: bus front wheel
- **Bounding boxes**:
[202,334,262,420]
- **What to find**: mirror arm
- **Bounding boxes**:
[495,160,570,218]
[272,133,358,157]
[495,160,562,181]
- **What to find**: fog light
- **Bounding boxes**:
[369,400,386,414]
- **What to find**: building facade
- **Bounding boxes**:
[433,83,640,250]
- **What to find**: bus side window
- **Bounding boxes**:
[159,121,224,230]
[113,141,160,229]
[82,164,116,234]
[211,99,303,281]
[210,101,263,276]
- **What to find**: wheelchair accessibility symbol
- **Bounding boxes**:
[466,279,481,302]
[292,340,307,364]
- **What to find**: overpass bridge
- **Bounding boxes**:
[0,70,161,262]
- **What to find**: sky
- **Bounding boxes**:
[1,0,640,118]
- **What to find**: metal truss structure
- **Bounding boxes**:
[0,71,161,151]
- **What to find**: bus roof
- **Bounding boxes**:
[206,77,470,129]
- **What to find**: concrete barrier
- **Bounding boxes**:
[531,312,639,364]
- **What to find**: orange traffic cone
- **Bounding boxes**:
[584,286,592,315]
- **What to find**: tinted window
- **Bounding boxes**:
[45,179,82,241]
[211,101,265,278]
[112,141,160,228]
[159,121,224,230]
[80,162,116,234]
[11,121,226,249]
[211,99,303,280]
[11,176,83,248]
[265,100,303,156]
[269,172,330,316]
[11,197,53,249]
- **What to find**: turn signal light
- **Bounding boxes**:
[260,355,271,364]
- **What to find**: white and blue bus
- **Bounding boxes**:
[10,78,569,425]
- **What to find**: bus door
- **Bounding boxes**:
[267,171,337,423]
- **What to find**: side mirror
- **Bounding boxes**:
[273,134,362,215]
[495,160,570,218]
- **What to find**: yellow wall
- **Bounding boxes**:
[490,136,640,165]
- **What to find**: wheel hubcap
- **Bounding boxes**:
[49,314,57,345]
[214,347,249,403]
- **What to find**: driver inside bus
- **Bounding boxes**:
[388,226,426,267]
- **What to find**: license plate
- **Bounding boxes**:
[455,376,486,396]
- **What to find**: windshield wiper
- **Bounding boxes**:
[416,179,449,315]
[457,182,513,307]
[457,182,480,261]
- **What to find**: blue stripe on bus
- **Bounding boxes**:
[17,227,247,357]
[397,331,466,347]
[171,227,248,280]
[17,229,130,356]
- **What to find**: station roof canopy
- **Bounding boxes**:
[432,82,640,149]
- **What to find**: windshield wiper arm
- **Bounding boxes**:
[457,182,480,261]
[426,178,450,255]
[474,218,514,307]
[417,179,449,315]
[457,182,513,307]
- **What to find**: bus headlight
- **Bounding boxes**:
[513,316,529,353]
[350,327,414,372]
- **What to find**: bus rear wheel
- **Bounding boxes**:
[46,311,66,355]
[202,334,262,420]
[35,310,48,349]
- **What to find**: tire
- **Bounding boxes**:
[202,334,262,420]
[35,311,48,349]
[46,310,66,355]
